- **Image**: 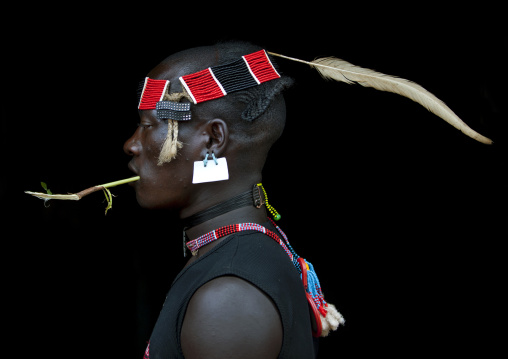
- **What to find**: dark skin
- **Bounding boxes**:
[123,47,283,358]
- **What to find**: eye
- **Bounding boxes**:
[137,123,153,129]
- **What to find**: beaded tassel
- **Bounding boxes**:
[270,219,345,336]
[305,261,327,316]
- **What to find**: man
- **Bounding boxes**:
[123,41,335,358]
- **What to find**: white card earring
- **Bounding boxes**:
[192,152,229,184]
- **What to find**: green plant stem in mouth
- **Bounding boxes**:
[25,176,140,214]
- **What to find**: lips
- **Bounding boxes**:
[128,162,140,186]
[128,161,139,175]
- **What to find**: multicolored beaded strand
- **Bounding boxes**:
[185,219,328,319]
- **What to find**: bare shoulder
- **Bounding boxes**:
[181,276,283,359]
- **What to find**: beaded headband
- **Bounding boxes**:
[179,49,280,104]
[138,77,169,110]
[137,50,281,121]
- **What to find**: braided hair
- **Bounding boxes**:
[209,40,294,147]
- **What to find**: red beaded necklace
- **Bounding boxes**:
[185,218,328,337]
[186,220,293,259]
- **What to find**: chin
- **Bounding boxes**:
[134,190,157,209]
[135,192,178,211]
[136,196,162,210]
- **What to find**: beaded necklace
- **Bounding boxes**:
[182,183,279,257]
[185,218,329,336]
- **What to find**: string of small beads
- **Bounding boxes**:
[257,183,281,221]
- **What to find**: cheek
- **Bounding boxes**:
[133,119,206,209]
[135,165,193,209]
[136,142,195,209]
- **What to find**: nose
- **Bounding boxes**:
[123,129,141,156]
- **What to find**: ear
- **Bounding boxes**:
[204,119,229,156]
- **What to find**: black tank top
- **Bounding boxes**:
[145,223,318,358]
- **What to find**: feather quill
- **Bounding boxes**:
[268,52,492,144]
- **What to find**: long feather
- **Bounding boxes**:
[268,52,492,145]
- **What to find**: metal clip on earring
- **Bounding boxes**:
[203,152,210,167]
[211,152,218,165]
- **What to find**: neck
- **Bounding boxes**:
[182,187,261,228]
[182,183,265,238]
[180,181,268,259]
[179,178,262,217]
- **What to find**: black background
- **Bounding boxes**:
[3,5,506,358]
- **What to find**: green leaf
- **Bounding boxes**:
[41,182,52,195]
